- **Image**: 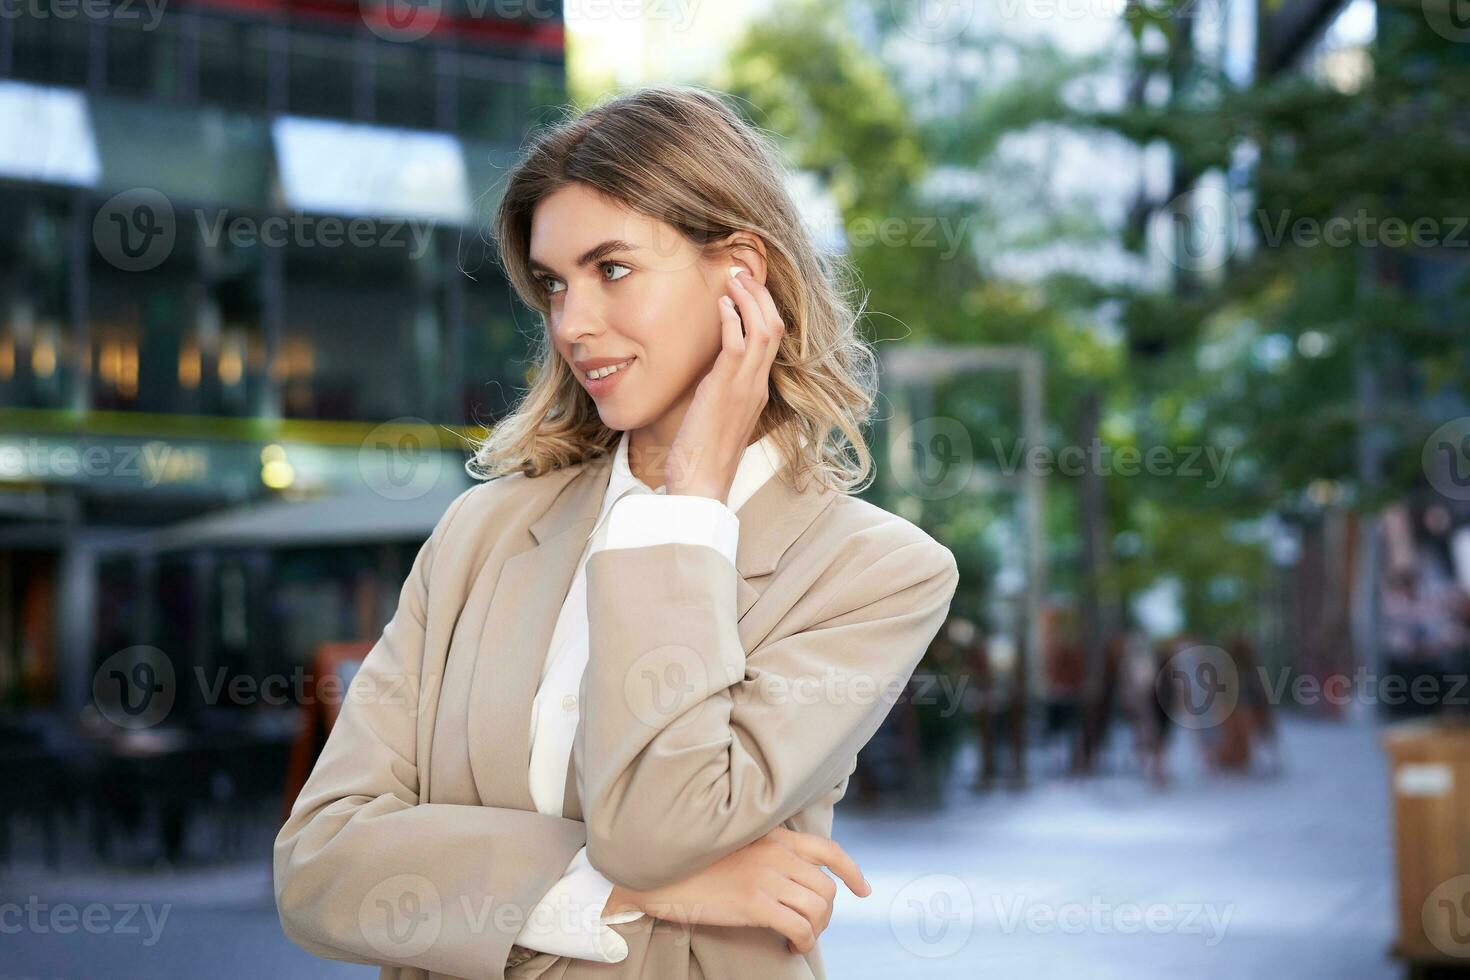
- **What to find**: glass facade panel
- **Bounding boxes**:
[371,41,437,130]
[103,16,182,100]
[0,7,562,423]
[89,263,196,414]
[455,55,528,143]
[286,31,356,120]
[7,14,90,89]
[280,229,436,422]
[195,18,272,113]
[0,188,79,411]
[0,0,566,732]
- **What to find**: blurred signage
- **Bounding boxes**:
[0,428,469,501]
[91,96,274,209]
[1395,762,1453,797]
[272,116,472,225]
[0,436,216,492]
[0,80,101,187]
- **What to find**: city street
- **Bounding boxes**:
[3,714,1398,979]
[0,3,1454,978]
[826,713,1397,979]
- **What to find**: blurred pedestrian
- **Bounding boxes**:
[1113,629,1169,788]
[1226,633,1282,777]
[1040,602,1086,776]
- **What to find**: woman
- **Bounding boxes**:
[274,84,960,980]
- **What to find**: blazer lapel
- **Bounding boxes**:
[466,450,840,815]
[562,741,583,821]
[732,469,840,620]
[466,454,613,811]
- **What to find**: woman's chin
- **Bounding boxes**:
[594,390,675,436]
[594,403,644,432]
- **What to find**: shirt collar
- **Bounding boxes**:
[598,428,792,525]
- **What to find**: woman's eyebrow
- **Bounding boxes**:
[529,240,640,275]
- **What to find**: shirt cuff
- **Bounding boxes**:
[595,492,739,565]
[511,846,645,963]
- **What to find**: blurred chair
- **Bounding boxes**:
[208,727,296,859]
[0,743,68,867]
[85,727,196,864]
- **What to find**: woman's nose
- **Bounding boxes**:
[554,286,604,343]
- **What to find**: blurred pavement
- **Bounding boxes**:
[826,713,1396,979]
[2,714,1395,979]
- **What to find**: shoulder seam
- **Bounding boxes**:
[424,481,487,580]
[806,539,941,627]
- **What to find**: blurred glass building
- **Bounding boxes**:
[0,0,564,727]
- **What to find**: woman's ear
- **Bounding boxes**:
[722,232,769,285]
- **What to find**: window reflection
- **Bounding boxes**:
[281,228,434,421]
[0,189,75,410]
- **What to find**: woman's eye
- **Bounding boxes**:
[603,262,631,282]
[541,278,565,296]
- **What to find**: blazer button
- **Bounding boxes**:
[561,694,578,712]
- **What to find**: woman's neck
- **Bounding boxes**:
[626,424,765,491]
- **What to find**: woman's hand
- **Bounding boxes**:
[663,268,786,503]
[605,827,871,955]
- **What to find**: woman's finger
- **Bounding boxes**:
[747,275,787,346]
[718,294,745,355]
[776,855,838,933]
[771,877,828,945]
[727,273,769,348]
[783,834,870,899]
[728,274,775,389]
[760,896,817,955]
[747,277,786,377]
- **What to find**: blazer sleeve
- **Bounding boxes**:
[577,524,960,892]
[272,484,591,980]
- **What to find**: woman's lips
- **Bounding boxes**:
[583,357,635,396]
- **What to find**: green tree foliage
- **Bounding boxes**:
[704,1,1470,642]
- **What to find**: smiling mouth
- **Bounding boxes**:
[584,357,636,380]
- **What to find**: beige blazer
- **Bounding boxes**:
[274,448,960,980]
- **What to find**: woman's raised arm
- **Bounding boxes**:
[577,513,959,892]
[273,484,591,980]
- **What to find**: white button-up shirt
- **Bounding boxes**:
[511,427,790,963]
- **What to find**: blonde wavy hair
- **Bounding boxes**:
[466,83,879,494]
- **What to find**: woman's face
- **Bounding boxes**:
[529,182,733,440]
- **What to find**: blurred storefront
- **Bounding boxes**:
[0,0,565,728]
